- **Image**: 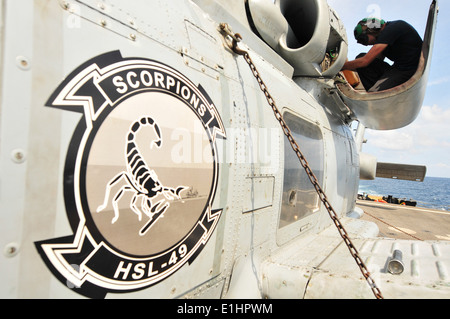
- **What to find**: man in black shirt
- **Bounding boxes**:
[341,18,423,92]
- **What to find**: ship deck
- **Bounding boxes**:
[356,200,450,241]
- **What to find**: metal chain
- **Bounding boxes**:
[220,23,383,299]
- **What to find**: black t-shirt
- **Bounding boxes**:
[375,20,423,71]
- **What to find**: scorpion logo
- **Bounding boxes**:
[97,116,188,235]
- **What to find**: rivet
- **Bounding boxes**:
[11,149,26,163]
[4,243,19,258]
[16,56,30,70]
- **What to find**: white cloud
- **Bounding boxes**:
[427,77,450,87]
[366,130,413,151]
[365,105,450,153]
[429,163,450,178]
[419,105,450,124]
[362,104,450,177]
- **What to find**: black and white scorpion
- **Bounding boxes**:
[96,117,187,235]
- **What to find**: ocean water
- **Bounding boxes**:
[358,176,450,211]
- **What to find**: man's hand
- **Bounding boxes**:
[342,43,388,70]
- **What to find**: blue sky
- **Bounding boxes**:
[327,0,450,178]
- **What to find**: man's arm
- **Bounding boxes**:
[342,43,388,71]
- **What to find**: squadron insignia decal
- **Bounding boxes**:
[35,51,226,298]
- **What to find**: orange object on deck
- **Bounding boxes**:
[342,70,361,87]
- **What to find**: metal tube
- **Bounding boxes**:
[388,249,405,275]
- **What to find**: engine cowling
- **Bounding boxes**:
[247,0,348,77]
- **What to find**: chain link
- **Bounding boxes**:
[221,24,383,299]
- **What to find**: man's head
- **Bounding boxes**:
[354,18,386,45]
